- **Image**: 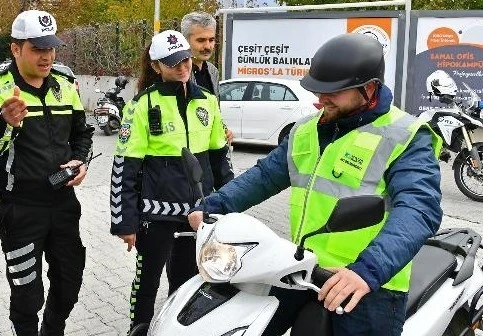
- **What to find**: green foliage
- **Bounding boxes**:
[0,34,11,62]
[278,0,483,10]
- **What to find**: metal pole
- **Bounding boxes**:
[154,0,160,34]
[399,0,412,110]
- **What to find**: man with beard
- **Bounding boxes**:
[188,34,443,336]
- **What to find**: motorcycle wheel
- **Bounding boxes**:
[453,142,483,202]
[103,122,114,136]
[127,323,149,336]
[442,309,475,336]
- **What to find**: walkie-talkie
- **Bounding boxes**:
[48,153,102,190]
[148,105,162,135]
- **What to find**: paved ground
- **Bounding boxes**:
[0,128,482,335]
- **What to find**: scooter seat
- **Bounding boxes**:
[406,244,457,318]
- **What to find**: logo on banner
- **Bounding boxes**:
[352,25,391,56]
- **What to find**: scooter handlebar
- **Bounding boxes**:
[311,266,334,287]
[312,266,351,315]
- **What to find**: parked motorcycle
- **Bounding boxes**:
[93,76,128,135]
[418,70,483,201]
[131,148,483,336]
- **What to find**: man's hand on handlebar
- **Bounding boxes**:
[318,267,370,313]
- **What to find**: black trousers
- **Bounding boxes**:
[0,192,85,336]
[129,220,197,329]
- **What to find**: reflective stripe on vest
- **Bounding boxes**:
[141,198,202,217]
[287,106,441,292]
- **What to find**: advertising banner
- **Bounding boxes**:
[409,16,483,115]
[227,15,401,93]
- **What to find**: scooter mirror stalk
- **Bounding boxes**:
[294,195,385,260]
[181,147,217,225]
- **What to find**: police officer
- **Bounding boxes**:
[0,10,94,336]
[188,33,443,336]
[110,30,234,333]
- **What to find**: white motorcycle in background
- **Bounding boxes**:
[418,70,483,202]
[131,148,483,336]
[93,76,128,136]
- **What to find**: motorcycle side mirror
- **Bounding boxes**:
[181,147,203,186]
[294,195,385,261]
[181,147,216,224]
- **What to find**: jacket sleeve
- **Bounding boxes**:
[199,137,291,214]
[69,87,94,163]
[348,128,443,291]
[110,99,148,236]
[208,96,234,189]
[0,84,19,156]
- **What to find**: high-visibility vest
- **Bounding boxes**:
[115,87,226,158]
[287,106,442,291]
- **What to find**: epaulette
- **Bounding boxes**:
[0,67,9,76]
[132,83,158,102]
[51,68,75,84]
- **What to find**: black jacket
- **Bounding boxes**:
[0,61,93,202]
[110,81,233,235]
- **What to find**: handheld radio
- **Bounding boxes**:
[48,153,102,190]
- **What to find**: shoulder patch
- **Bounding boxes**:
[51,68,75,83]
[133,84,157,102]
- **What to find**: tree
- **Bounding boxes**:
[277,0,483,10]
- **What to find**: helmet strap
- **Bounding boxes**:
[357,86,370,102]
[357,84,379,110]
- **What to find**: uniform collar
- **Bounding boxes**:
[155,80,207,100]
[10,60,60,98]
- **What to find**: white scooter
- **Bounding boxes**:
[142,149,483,336]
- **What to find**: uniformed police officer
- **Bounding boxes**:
[110,30,234,334]
[0,10,94,336]
[188,34,443,336]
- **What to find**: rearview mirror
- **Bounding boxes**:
[325,195,385,233]
[181,147,203,187]
[181,148,215,224]
[294,195,385,260]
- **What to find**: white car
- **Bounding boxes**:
[219,78,320,146]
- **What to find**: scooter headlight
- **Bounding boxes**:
[198,236,255,282]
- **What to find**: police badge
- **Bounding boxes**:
[119,124,131,144]
[196,107,209,127]
[52,85,62,102]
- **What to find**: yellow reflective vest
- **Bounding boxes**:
[287,106,442,291]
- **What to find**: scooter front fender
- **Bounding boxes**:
[149,275,279,336]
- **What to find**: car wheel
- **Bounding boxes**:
[278,124,293,145]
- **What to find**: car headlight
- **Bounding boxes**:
[198,235,255,282]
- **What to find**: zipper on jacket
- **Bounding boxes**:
[41,97,57,173]
[294,122,339,244]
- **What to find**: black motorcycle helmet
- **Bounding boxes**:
[115,76,128,89]
[300,34,385,94]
